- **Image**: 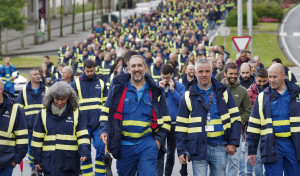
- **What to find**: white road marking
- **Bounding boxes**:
[279,32,287,36]
[280,4,300,66]
[293,32,300,36]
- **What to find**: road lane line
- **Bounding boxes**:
[293,32,300,36]
[280,4,300,66]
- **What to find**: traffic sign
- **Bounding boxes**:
[220,27,231,37]
[232,36,251,52]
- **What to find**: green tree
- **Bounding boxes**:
[0,0,26,57]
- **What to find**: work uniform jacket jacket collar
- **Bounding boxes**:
[111,73,162,98]
[79,73,99,82]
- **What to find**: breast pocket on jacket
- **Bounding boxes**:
[142,99,153,119]
[123,98,134,115]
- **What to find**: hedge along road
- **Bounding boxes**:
[279,4,300,66]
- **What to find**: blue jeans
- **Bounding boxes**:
[208,20,215,30]
[116,135,159,176]
[81,126,105,176]
[157,124,176,176]
[238,139,253,175]
[226,134,242,176]
[264,137,300,176]
[192,145,227,176]
[254,140,264,176]
[0,164,13,176]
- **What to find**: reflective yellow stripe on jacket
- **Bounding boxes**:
[0,104,28,146]
[22,87,48,116]
[40,108,83,151]
[75,78,104,111]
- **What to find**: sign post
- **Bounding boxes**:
[232,36,252,52]
[220,27,231,50]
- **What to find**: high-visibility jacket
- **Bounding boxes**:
[53,72,62,81]
[150,64,161,83]
[46,62,56,75]
[100,60,115,83]
[99,73,171,159]
[0,65,19,85]
[247,81,300,163]
[175,78,241,160]
[285,67,298,84]
[71,74,108,130]
[177,53,189,74]
[17,82,47,133]
[31,105,90,175]
[0,92,28,169]
[62,57,74,68]
[179,74,196,90]
[58,46,69,60]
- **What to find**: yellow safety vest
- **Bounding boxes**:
[75,78,105,111]
[21,87,48,116]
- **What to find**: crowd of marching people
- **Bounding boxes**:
[1,0,300,176]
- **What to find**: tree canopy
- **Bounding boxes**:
[0,0,26,31]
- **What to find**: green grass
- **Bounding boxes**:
[214,22,293,68]
[0,56,57,68]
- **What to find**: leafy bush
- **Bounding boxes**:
[226,8,258,27]
[253,4,283,21]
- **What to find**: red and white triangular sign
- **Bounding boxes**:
[232,36,251,52]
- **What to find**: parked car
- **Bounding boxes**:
[14,75,28,95]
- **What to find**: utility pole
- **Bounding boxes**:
[247,0,253,54]
[0,26,2,58]
[119,0,122,26]
[108,0,112,24]
[48,0,51,40]
[237,0,243,36]
[60,0,63,37]
[72,0,75,34]
[83,0,86,31]
[100,0,103,25]
[92,0,95,28]
[4,28,8,54]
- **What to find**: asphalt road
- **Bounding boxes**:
[279,4,300,66]
[12,146,194,176]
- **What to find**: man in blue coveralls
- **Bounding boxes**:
[247,63,300,176]
[100,55,171,175]
[0,57,19,94]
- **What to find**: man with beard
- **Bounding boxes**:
[100,55,170,175]
[72,60,108,176]
[222,63,251,176]
[247,68,269,176]
[239,63,255,89]
[179,64,196,90]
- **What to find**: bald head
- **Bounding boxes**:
[268,63,286,91]
[240,63,251,81]
[269,63,285,75]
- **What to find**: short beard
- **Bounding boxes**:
[131,72,145,82]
